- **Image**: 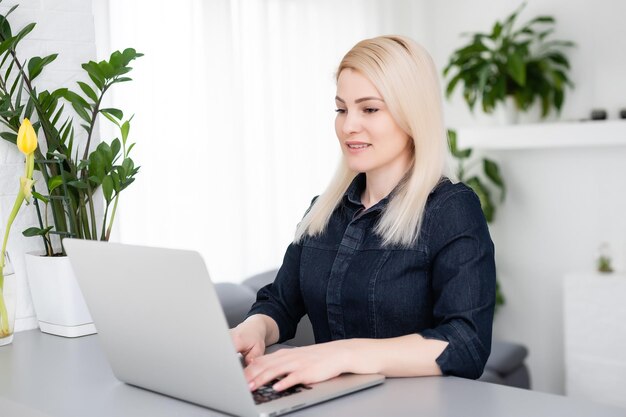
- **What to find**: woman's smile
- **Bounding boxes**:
[345,141,372,152]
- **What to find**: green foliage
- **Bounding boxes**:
[448,130,505,222]
[597,256,613,273]
[443,2,575,118]
[0,2,143,254]
[448,129,506,309]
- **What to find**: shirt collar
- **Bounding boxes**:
[345,173,366,206]
[343,172,450,211]
[343,173,399,212]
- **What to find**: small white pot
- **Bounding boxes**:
[496,96,520,125]
[24,252,96,337]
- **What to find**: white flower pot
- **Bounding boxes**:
[24,252,96,337]
[496,96,520,125]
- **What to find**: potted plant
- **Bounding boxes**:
[448,129,506,309]
[0,4,141,337]
[443,2,575,122]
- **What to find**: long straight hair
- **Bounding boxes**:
[295,35,452,247]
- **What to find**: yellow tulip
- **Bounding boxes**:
[17,118,38,155]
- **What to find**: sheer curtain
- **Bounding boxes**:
[96,0,413,282]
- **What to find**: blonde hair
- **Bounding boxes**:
[295,35,452,247]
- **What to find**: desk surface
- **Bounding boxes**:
[1,330,624,417]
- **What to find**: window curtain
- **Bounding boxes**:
[96,0,402,282]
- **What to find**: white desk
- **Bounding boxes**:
[1,331,624,417]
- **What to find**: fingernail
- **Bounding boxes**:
[272,382,281,391]
[248,381,255,390]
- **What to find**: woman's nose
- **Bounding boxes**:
[341,111,361,135]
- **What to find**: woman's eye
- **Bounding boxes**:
[335,108,346,114]
[364,108,379,114]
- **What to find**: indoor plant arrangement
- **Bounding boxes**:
[0,3,141,336]
[443,2,575,120]
[448,129,506,309]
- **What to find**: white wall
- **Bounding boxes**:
[0,0,97,331]
[416,0,626,396]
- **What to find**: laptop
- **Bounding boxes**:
[64,239,384,417]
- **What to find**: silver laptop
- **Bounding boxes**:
[64,239,384,417]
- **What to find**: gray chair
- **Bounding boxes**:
[215,269,530,389]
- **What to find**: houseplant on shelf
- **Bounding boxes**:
[443,2,575,122]
[448,129,506,309]
[0,119,38,346]
[0,3,142,337]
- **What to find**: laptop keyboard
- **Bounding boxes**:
[252,379,312,404]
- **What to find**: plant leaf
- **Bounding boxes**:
[101,175,114,202]
[484,159,506,201]
[110,138,121,158]
[447,129,472,159]
[507,51,526,86]
[121,120,130,143]
[47,175,64,193]
[77,81,98,102]
[67,180,88,189]
[12,22,36,45]
[101,108,123,120]
[466,176,495,222]
[22,226,54,237]
[32,190,50,204]
[81,61,105,90]
[0,131,16,143]
[27,53,58,80]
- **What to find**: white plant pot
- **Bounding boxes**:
[24,252,96,337]
[496,96,520,125]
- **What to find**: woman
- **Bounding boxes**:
[231,35,495,393]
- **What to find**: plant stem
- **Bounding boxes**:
[77,197,91,240]
[85,183,97,240]
[104,194,120,241]
[43,202,53,255]
[0,284,10,338]
[82,86,109,162]
[0,189,25,336]
[101,202,110,241]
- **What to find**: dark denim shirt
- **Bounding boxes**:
[247,173,496,379]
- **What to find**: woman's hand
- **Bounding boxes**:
[244,340,351,392]
[230,315,278,365]
[230,316,266,365]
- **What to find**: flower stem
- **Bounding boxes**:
[0,189,25,336]
[0,283,9,338]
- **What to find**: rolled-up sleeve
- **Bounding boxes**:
[246,242,306,343]
[420,188,496,379]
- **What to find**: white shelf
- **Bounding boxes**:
[457,120,626,150]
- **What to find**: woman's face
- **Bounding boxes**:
[335,68,412,176]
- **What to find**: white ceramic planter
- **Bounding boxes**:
[496,96,520,125]
[24,252,96,337]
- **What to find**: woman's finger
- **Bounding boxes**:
[246,356,298,391]
[271,371,304,392]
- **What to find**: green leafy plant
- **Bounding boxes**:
[596,243,614,273]
[443,2,575,118]
[597,256,613,274]
[448,129,506,308]
[0,2,142,255]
